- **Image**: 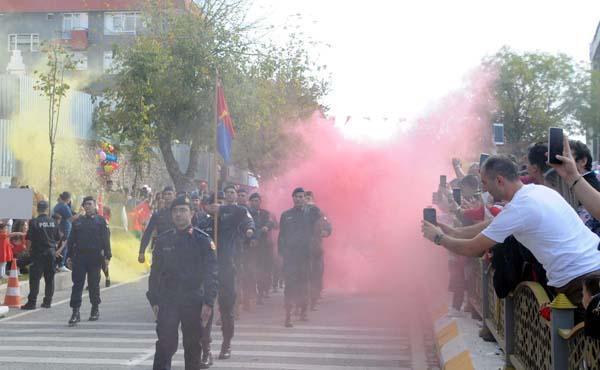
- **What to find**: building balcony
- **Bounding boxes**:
[61,28,88,51]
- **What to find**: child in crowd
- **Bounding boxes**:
[9,220,29,274]
[0,221,12,277]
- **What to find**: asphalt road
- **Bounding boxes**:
[0,275,435,370]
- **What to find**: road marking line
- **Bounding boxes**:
[0,320,400,333]
[0,356,409,369]
[0,328,405,341]
[0,274,149,322]
[0,336,404,349]
[0,345,409,361]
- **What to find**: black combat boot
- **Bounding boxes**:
[68,309,81,326]
[218,339,231,360]
[89,305,100,321]
[20,301,36,310]
[200,343,213,369]
[299,305,308,322]
[284,307,293,328]
[41,298,52,309]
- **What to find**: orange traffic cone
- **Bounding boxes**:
[3,259,21,308]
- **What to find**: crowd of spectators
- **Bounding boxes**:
[422,134,600,340]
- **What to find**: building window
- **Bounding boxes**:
[104,12,140,35]
[72,52,88,71]
[8,34,40,52]
[63,13,88,38]
[47,13,54,21]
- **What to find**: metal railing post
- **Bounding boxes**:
[550,293,576,370]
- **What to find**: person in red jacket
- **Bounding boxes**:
[0,221,14,278]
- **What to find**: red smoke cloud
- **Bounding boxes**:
[261,69,496,307]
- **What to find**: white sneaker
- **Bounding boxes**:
[58,266,71,273]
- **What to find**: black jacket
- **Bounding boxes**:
[139,208,175,254]
[192,211,214,240]
[278,205,321,260]
[216,204,254,267]
[249,207,277,247]
[27,214,60,256]
[491,236,548,299]
[147,226,218,307]
[67,214,111,260]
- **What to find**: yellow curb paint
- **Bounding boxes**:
[432,305,449,321]
[443,350,474,370]
[436,321,459,347]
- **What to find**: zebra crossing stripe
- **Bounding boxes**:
[0,356,410,369]
[0,336,404,349]
[0,345,410,361]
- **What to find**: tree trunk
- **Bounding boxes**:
[48,142,55,203]
[157,133,195,192]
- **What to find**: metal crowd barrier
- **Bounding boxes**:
[466,258,600,370]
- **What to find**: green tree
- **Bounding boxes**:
[96,0,327,190]
[483,47,588,147]
[34,43,75,201]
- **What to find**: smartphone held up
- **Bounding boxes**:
[548,127,564,165]
[423,207,437,226]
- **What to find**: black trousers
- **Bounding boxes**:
[28,253,55,304]
[309,253,324,304]
[153,302,205,370]
[283,258,310,309]
[256,245,273,296]
[69,253,102,309]
[218,265,236,343]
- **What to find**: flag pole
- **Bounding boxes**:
[213,70,219,248]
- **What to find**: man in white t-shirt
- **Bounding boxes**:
[422,155,600,306]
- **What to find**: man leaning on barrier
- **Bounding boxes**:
[422,155,600,309]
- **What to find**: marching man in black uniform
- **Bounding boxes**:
[214,185,254,360]
[248,192,277,305]
[138,186,176,264]
[278,188,321,327]
[21,201,61,310]
[67,196,111,326]
[147,196,218,370]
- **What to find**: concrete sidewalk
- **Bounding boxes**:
[0,271,109,304]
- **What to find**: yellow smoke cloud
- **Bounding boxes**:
[7,70,148,283]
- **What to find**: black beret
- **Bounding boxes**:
[162,186,175,193]
[37,200,49,211]
[237,188,248,194]
[170,195,191,210]
[190,191,200,200]
[217,191,225,200]
[292,187,305,196]
[249,192,261,200]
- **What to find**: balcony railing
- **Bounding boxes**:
[466,258,600,370]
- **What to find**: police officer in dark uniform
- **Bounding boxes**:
[248,192,277,305]
[67,196,111,326]
[138,186,176,264]
[21,201,61,310]
[192,193,216,367]
[147,196,218,370]
[278,187,321,327]
[305,191,332,311]
[192,194,214,239]
[214,185,254,360]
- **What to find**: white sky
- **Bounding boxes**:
[251,0,600,124]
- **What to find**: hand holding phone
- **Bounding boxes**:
[439,175,447,188]
[423,207,437,226]
[452,188,462,206]
[479,153,490,169]
[548,127,564,165]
